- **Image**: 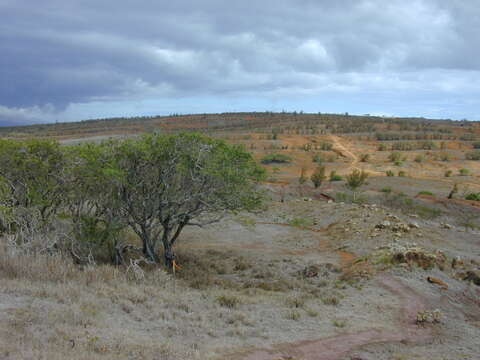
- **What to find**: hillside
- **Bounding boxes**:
[0,113,479,360]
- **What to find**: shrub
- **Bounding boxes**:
[465,150,480,160]
[261,153,292,164]
[465,193,480,201]
[359,154,370,162]
[418,191,433,196]
[459,168,470,176]
[345,169,369,200]
[217,295,240,308]
[473,142,480,149]
[312,153,323,164]
[319,142,333,151]
[381,187,392,193]
[386,170,395,177]
[388,152,402,163]
[329,171,343,181]
[414,154,424,163]
[398,171,407,177]
[377,144,387,151]
[311,166,326,188]
[445,170,453,177]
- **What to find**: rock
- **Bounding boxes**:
[392,223,410,232]
[408,222,420,229]
[375,220,391,229]
[441,223,453,229]
[302,265,319,278]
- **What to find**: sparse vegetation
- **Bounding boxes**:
[345,169,369,201]
[465,150,480,160]
[329,171,343,181]
[459,168,470,176]
[261,153,292,164]
[311,166,326,188]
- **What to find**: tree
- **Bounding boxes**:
[345,169,369,201]
[311,166,326,188]
[63,142,126,264]
[0,139,65,233]
[111,133,265,267]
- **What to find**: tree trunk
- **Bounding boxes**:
[163,241,175,269]
[142,235,159,263]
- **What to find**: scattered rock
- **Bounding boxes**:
[302,265,319,278]
[408,222,420,229]
[375,220,391,229]
[441,223,453,229]
[416,309,442,324]
[461,271,480,286]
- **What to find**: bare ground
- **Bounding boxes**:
[1,194,479,360]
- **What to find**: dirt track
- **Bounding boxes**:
[230,275,430,360]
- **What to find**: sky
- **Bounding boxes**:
[1,0,480,125]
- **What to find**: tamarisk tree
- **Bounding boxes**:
[111,133,265,266]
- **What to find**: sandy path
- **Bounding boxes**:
[229,275,430,360]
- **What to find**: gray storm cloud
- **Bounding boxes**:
[1,0,479,122]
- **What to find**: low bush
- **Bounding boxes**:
[445,170,453,177]
[386,170,395,177]
[465,193,480,201]
[418,191,433,196]
[459,168,470,176]
[261,153,292,164]
[359,154,370,162]
[465,150,480,160]
[329,171,343,181]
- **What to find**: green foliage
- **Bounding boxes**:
[388,152,402,163]
[418,191,434,196]
[381,187,392,193]
[459,168,470,176]
[261,153,292,164]
[445,170,453,177]
[288,217,314,228]
[0,139,65,227]
[385,170,395,177]
[1,133,265,266]
[465,193,480,201]
[345,169,368,200]
[310,166,326,188]
[329,171,343,181]
[398,170,407,177]
[465,150,480,160]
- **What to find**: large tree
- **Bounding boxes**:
[111,133,265,266]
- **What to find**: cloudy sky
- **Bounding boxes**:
[1,0,480,125]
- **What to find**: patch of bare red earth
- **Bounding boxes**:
[229,275,431,360]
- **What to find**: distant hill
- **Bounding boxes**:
[0,112,476,141]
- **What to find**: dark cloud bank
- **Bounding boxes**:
[1,0,480,124]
